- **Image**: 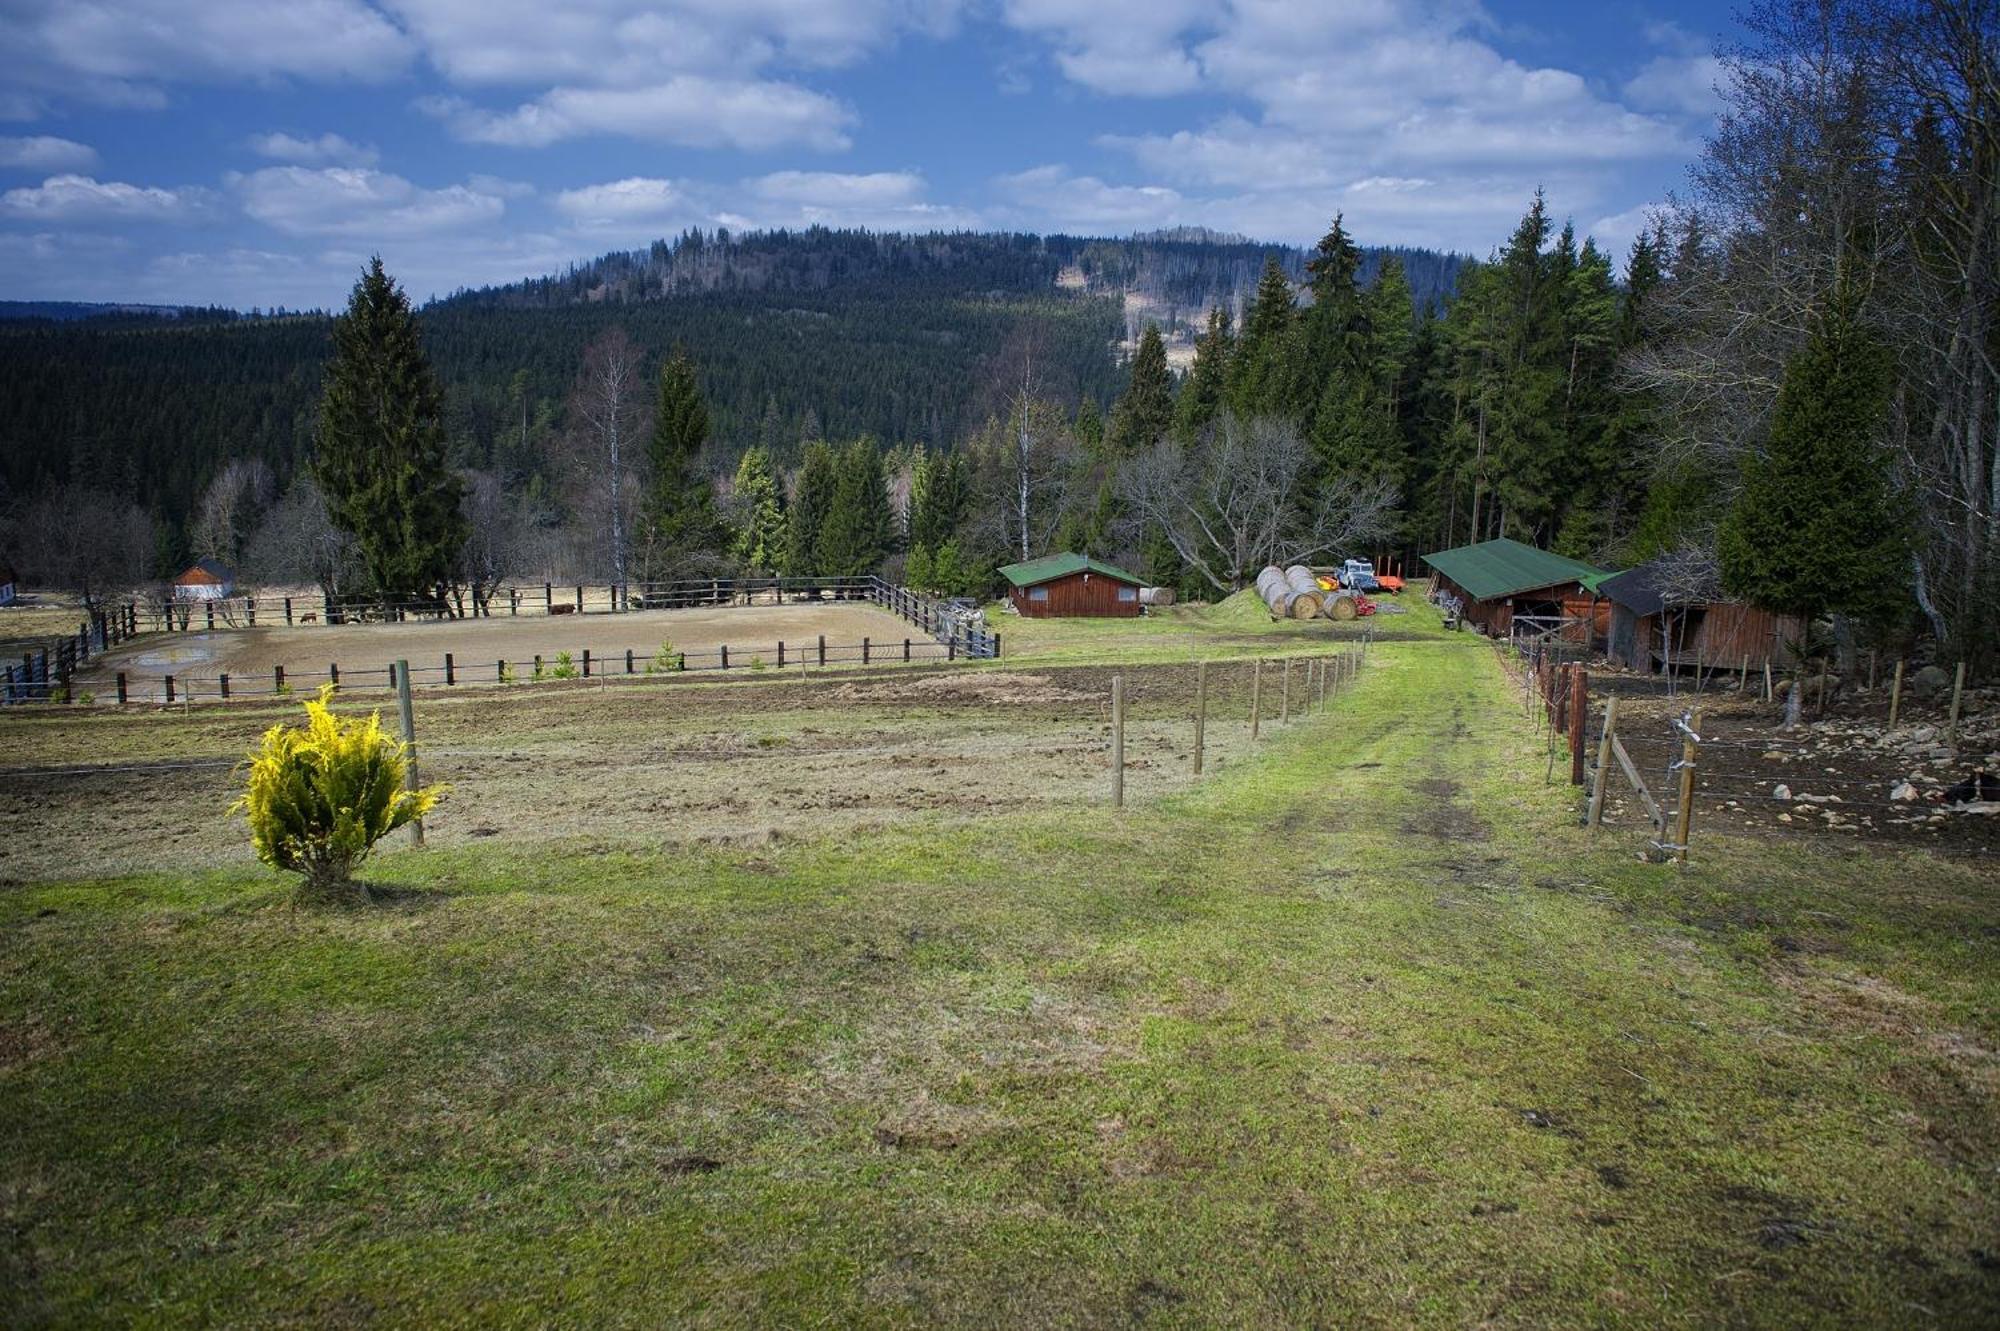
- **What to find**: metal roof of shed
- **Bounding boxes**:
[1420,538,1605,602]
[997,553,1143,588]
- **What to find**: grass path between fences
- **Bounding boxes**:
[3,630,1997,1326]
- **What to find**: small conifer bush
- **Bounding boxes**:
[234,685,442,896]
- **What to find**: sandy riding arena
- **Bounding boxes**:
[79,601,924,699]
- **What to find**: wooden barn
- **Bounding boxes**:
[1596,561,1803,674]
[999,553,1144,618]
[1421,538,1607,641]
[172,559,235,601]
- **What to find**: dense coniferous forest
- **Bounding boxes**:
[0,227,1457,565]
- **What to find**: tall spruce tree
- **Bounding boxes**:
[1173,306,1233,439]
[1105,323,1173,456]
[1718,286,1910,624]
[1230,258,1303,419]
[313,257,466,604]
[819,440,895,576]
[640,349,723,574]
[730,445,786,573]
[908,448,971,552]
[783,442,839,575]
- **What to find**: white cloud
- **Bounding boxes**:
[1001,0,1212,96]
[233,166,506,238]
[391,0,963,87]
[0,174,211,223]
[554,177,687,225]
[0,135,99,172]
[423,77,855,151]
[4,0,412,106]
[552,169,976,245]
[1624,54,1727,117]
[247,132,378,168]
[994,165,1184,232]
[750,171,925,208]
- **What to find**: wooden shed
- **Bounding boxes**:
[172,559,235,601]
[1596,561,1802,674]
[999,553,1143,618]
[1421,538,1606,641]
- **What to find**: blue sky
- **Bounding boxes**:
[0,1,1739,309]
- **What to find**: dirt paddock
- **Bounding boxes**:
[0,660,1279,883]
[76,601,922,698]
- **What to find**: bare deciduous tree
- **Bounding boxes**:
[565,328,648,583]
[244,475,360,601]
[1118,415,1398,595]
[190,459,276,565]
[9,483,154,607]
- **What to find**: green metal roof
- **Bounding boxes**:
[1420,538,1606,602]
[998,552,1143,589]
[1578,569,1622,594]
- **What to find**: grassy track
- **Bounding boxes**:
[2,625,1995,1326]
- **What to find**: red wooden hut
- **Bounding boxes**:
[999,553,1144,618]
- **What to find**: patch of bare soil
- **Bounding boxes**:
[1585,682,1999,856]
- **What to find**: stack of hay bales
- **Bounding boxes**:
[1256,565,1323,619]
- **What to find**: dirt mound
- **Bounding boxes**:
[831,671,1100,706]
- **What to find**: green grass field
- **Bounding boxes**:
[3,605,1995,1326]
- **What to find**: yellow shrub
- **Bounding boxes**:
[234,685,443,893]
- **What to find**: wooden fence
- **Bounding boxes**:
[98,631,986,705]
[125,575,996,655]
[3,605,144,703]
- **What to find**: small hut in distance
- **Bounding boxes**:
[1596,558,1801,674]
[172,559,235,601]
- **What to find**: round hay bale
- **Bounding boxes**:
[1326,594,1358,621]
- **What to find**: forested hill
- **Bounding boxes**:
[443,226,1467,331]
[0,226,1463,556]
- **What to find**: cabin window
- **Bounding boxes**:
[1029,587,1049,602]
[1117,587,1137,602]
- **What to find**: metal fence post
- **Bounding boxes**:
[396,659,423,848]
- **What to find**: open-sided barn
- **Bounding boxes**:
[999,553,1143,618]
[1596,561,1803,674]
[1421,538,1606,641]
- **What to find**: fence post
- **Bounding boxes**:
[903,638,911,663]
[274,665,285,694]
[247,598,256,627]
[445,653,455,685]
[583,649,592,678]
[284,597,293,625]
[720,645,729,670]
[1672,710,1702,865]
[498,659,506,682]
[1250,660,1262,742]
[396,659,424,848]
[1194,660,1207,774]
[863,637,871,665]
[1587,697,1618,829]
[1763,659,1773,702]
[626,649,635,674]
[330,663,340,687]
[1888,659,1905,727]
[1110,674,1125,809]
[220,672,230,699]
[206,601,215,631]
[117,672,128,705]
[576,585,584,614]
[1947,660,1967,753]
[544,582,552,614]
[1569,664,1588,785]
[779,641,787,668]
[818,635,827,667]
[992,633,1001,659]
